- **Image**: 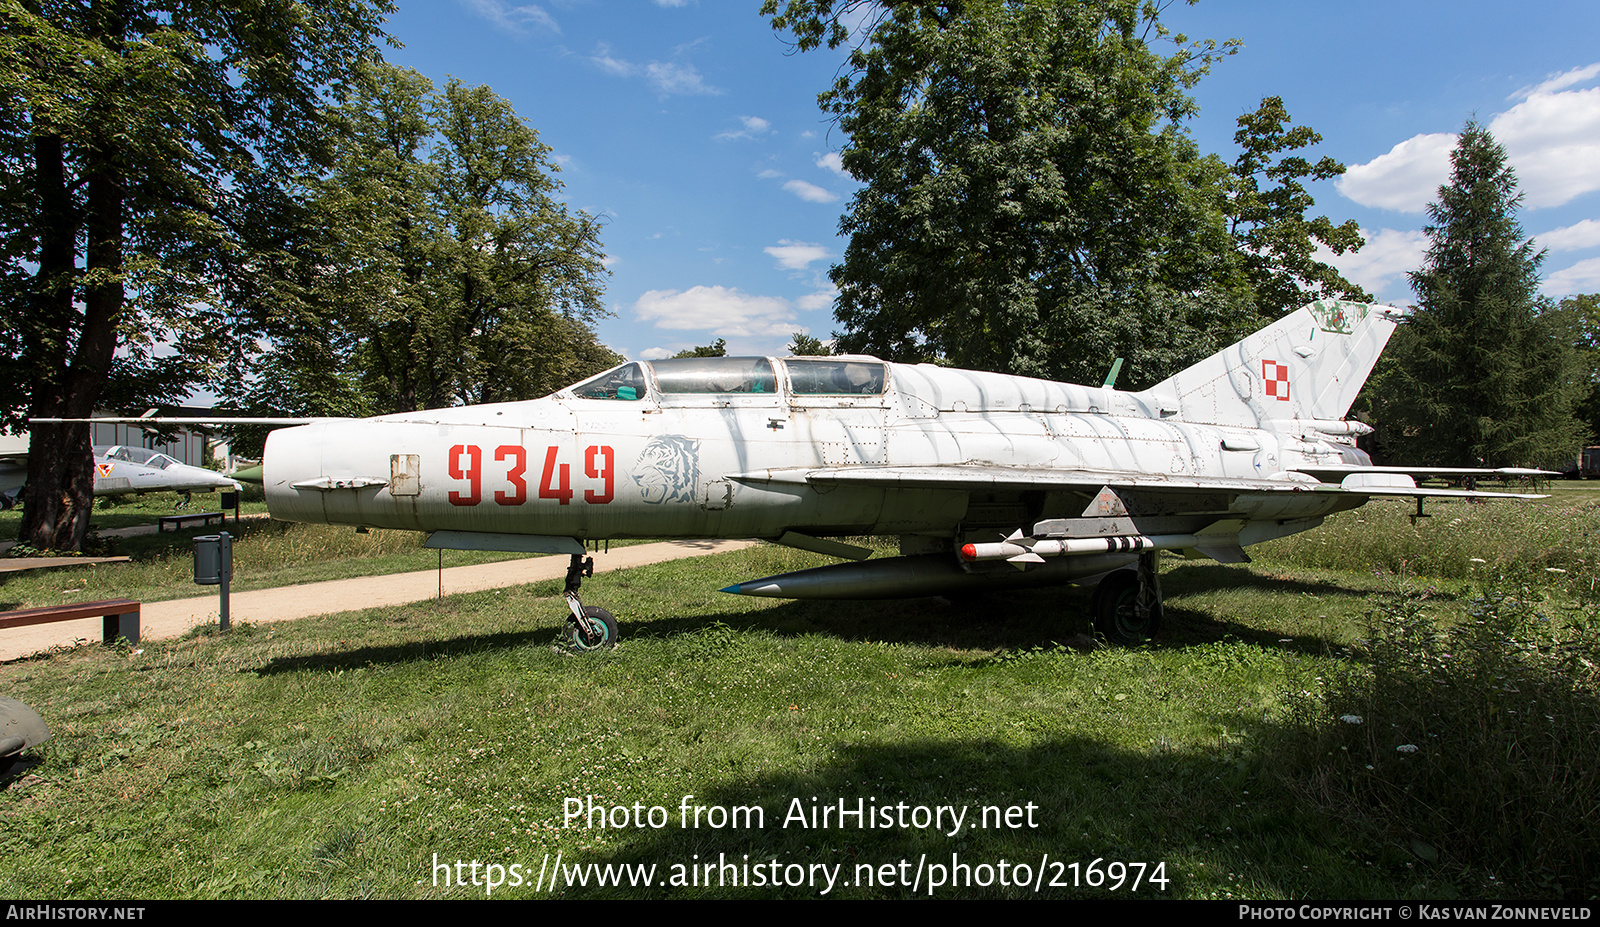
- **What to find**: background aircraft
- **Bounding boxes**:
[0,441,241,510]
[254,299,1544,649]
[92,445,243,499]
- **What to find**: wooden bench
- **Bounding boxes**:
[0,599,141,646]
[157,511,225,532]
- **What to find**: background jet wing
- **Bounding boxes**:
[732,465,1293,493]
[731,465,1547,500]
[1289,464,1556,481]
[30,416,325,426]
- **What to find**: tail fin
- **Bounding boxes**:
[1135,300,1404,429]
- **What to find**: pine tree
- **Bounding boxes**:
[1368,122,1581,467]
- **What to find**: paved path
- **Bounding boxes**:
[0,512,269,557]
[0,539,755,662]
[0,556,131,574]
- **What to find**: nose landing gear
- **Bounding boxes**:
[561,553,617,651]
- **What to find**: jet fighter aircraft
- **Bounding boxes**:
[0,440,242,509]
[259,299,1545,648]
[91,445,244,498]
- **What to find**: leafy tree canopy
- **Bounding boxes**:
[763,0,1362,389]
[786,332,832,355]
[1,0,393,549]
[226,62,618,440]
[1225,96,1368,315]
[672,338,728,358]
[1541,293,1600,445]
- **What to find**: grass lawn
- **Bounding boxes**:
[1,489,1596,899]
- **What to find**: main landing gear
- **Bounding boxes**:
[1090,551,1163,646]
[561,553,618,652]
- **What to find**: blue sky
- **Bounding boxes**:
[380,1,1600,363]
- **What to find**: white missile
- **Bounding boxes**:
[959,531,1222,568]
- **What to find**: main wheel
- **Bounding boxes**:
[1091,571,1161,645]
[562,606,618,652]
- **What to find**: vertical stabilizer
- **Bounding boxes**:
[1136,300,1404,429]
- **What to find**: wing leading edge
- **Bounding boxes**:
[730,465,1547,502]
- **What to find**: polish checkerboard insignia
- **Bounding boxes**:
[1261,360,1290,401]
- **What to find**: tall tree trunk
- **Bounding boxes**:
[18,130,85,550]
[19,1,127,551]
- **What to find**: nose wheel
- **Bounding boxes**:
[562,554,618,651]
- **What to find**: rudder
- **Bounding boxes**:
[1135,300,1405,429]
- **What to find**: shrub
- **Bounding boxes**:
[1277,588,1600,897]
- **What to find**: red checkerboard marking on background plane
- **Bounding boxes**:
[1262,360,1290,401]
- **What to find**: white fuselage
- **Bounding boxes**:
[262,359,1364,544]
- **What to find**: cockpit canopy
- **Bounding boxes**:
[566,357,886,401]
[100,445,178,470]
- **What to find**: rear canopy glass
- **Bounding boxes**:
[786,359,886,395]
[651,357,777,394]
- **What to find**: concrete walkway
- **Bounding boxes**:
[0,511,269,558]
[0,539,755,662]
[0,556,131,574]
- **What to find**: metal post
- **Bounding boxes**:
[218,532,232,631]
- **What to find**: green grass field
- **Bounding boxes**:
[1,488,1596,899]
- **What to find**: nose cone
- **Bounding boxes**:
[171,463,242,492]
[264,419,406,526]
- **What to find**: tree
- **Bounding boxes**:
[1,0,393,551]
[1367,123,1582,468]
[1224,96,1368,316]
[787,332,832,355]
[427,80,612,407]
[672,339,727,358]
[763,2,1364,388]
[765,0,1254,388]
[230,64,617,427]
[1542,293,1600,445]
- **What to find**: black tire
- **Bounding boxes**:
[562,606,619,652]
[1092,570,1161,645]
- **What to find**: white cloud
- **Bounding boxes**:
[587,46,720,96]
[1537,219,1600,252]
[1336,133,1456,213]
[783,179,840,203]
[1543,256,1600,297]
[589,43,635,77]
[798,288,837,311]
[764,239,829,270]
[459,0,559,35]
[715,116,771,141]
[1492,69,1600,208]
[815,152,847,176]
[653,0,691,7]
[1319,227,1429,302]
[635,285,798,338]
[639,347,675,360]
[1512,63,1600,101]
[757,168,784,179]
[1339,63,1600,212]
[646,61,719,96]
